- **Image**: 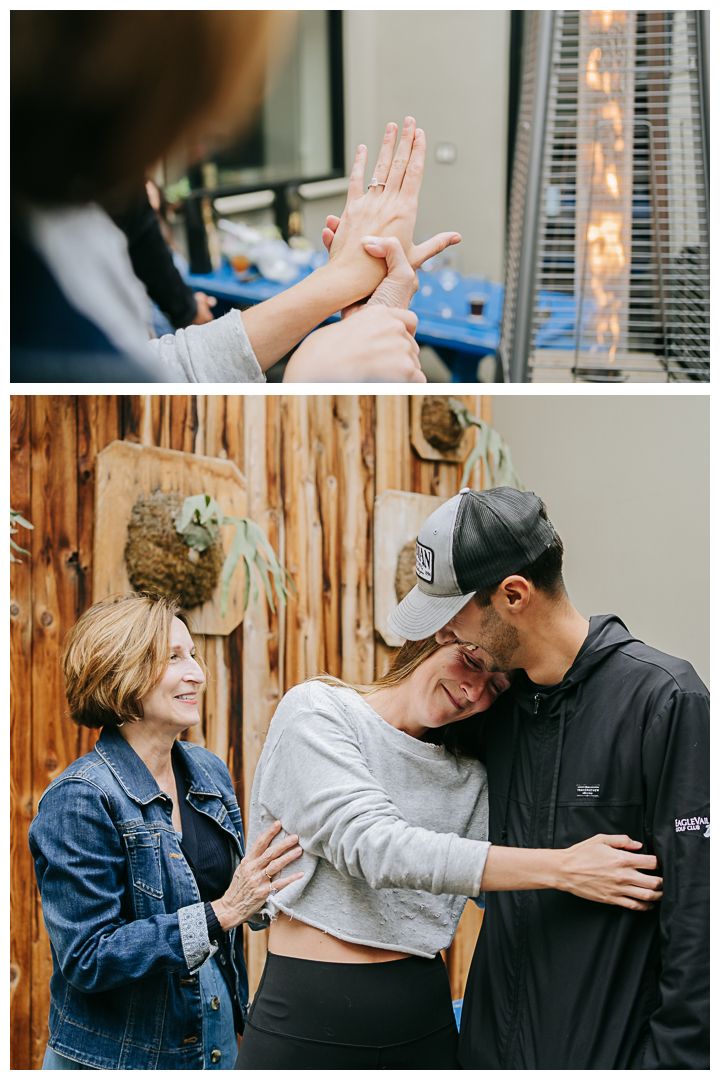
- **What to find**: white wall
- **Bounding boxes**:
[491,395,709,686]
[303,11,510,280]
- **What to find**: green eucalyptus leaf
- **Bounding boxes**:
[181,521,217,552]
[11,510,33,531]
[175,494,223,535]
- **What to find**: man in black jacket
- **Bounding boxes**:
[388,487,709,1070]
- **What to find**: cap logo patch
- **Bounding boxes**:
[415,541,434,583]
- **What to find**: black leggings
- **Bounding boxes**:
[235,951,459,1069]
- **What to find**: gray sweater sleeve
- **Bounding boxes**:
[256,704,490,897]
[148,308,265,383]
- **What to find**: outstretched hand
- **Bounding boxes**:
[323,118,459,304]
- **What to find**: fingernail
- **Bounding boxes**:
[386,123,394,134]
[404,117,412,129]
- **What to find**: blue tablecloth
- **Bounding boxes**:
[180,256,583,380]
[180,257,503,381]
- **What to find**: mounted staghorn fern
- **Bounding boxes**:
[174,495,296,618]
[11,508,33,562]
[447,399,523,492]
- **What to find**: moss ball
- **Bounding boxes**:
[421,396,463,452]
[124,490,224,609]
[395,539,418,603]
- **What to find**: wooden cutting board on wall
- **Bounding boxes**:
[373,489,446,648]
[93,440,247,635]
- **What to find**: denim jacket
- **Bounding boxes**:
[28,727,250,1070]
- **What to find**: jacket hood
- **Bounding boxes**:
[512,613,638,712]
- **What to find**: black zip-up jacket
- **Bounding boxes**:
[459,615,709,1070]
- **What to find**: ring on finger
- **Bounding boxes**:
[264,868,273,881]
[368,177,386,190]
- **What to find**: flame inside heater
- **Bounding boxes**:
[581,11,631,364]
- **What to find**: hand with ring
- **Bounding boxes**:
[323,117,460,302]
[209,820,303,931]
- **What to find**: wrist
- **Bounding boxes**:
[320,253,385,310]
[210,899,234,932]
[547,847,568,890]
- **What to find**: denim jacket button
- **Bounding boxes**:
[218,954,226,965]
[211,996,220,1010]
[210,1049,221,1063]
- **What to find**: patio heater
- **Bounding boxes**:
[499,10,709,382]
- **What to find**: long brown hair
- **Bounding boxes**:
[315,638,487,760]
[11,10,290,205]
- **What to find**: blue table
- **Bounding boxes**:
[180,257,503,382]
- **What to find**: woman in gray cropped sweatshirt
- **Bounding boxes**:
[232,637,662,1070]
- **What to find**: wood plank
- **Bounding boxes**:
[312,397,341,677]
[373,490,446,648]
[242,398,282,997]
[75,397,121,759]
[337,395,375,685]
[170,395,199,453]
[374,396,413,676]
[282,396,324,687]
[30,396,80,1068]
[120,395,143,442]
[446,902,485,1001]
[10,397,34,1070]
[203,635,229,759]
[93,441,247,635]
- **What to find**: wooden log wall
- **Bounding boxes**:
[11,393,490,1069]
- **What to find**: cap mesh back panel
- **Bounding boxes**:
[453,497,535,593]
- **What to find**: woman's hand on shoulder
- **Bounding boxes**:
[210,821,303,931]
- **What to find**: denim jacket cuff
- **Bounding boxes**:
[178,902,218,974]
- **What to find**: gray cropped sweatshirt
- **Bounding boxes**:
[247,681,491,959]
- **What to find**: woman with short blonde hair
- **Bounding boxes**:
[29,593,302,1070]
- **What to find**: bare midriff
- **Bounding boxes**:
[268,911,411,964]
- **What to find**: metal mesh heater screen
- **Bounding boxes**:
[500,10,709,382]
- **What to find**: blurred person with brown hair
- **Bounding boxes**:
[11,11,459,383]
[113,181,218,333]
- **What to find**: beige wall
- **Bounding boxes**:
[492,395,710,686]
[303,11,510,279]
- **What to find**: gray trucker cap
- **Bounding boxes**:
[387,487,555,640]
